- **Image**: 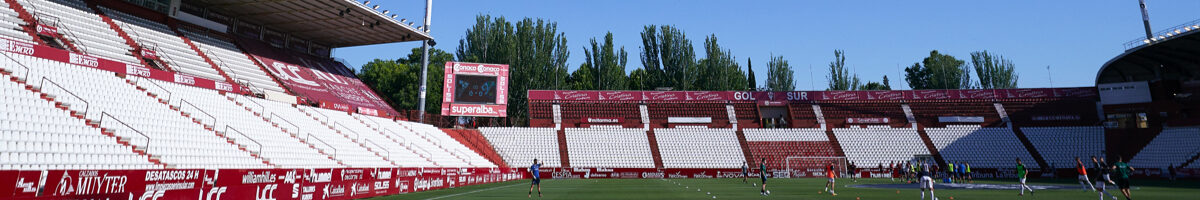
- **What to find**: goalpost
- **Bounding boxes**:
[783,156,848,178]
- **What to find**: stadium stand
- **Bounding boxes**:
[394,119,496,167]
[655,128,746,168]
[1130,127,1200,169]
[743,128,837,169]
[833,127,930,167]
[925,125,1039,168]
[131,77,337,168]
[0,69,156,170]
[1022,126,1105,168]
[176,28,286,94]
[0,1,31,42]
[564,127,655,168]
[17,0,140,64]
[99,7,226,82]
[5,52,264,169]
[480,127,563,168]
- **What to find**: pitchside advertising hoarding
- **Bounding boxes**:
[0,168,525,200]
[441,62,509,117]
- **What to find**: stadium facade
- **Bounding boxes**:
[0,0,1196,199]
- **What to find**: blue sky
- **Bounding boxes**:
[334,0,1200,90]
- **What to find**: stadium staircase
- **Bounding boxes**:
[914,123,947,166]
[440,129,507,168]
[86,2,159,71]
[734,129,754,166]
[647,129,664,168]
[230,38,293,94]
[822,128,847,158]
[0,68,167,168]
[4,0,43,45]
[175,28,237,87]
[346,115,444,166]
[557,129,570,167]
[1009,125,1049,168]
[1181,152,1200,168]
[295,107,399,166]
[128,79,275,168]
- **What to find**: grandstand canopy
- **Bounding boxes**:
[1098,24,1200,85]
[195,0,431,47]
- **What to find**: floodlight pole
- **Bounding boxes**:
[417,0,433,123]
[1138,0,1152,40]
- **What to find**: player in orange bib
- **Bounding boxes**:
[823,162,838,196]
[1076,157,1096,191]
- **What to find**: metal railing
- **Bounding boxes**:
[179,100,218,128]
[131,76,172,104]
[1123,18,1200,50]
[269,113,301,136]
[334,122,361,141]
[307,107,332,124]
[1,53,31,83]
[306,135,337,157]
[239,94,266,115]
[100,112,151,149]
[38,77,90,119]
[364,139,390,159]
[225,126,263,154]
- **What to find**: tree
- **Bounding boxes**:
[627,68,648,90]
[457,15,570,126]
[401,48,452,114]
[747,58,757,90]
[358,48,455,115]
[826,50,861,91]
[358,59,415,112]
[904,50,973,89]
[584,32,628,90]
[567,63,596,90]
[639,25,696,90]
[697,35,747,91]
[861,75,893,90]
[970,51,1018,89]
[766,55,795,91]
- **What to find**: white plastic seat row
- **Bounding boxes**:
[17,0,139,63]
[1130,127,1200,169]
[0,69,156,169]
[833,127,930,167]
[4,52,265,169]
[178,28,285,93]
[99,7,225,82]
[480,127,562,168]
[565,127,654,168]
[654,128,745,168]
[926,126,1038,168]
[1022,126,1104,168]
[133,78,340,168]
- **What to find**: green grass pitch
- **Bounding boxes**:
[369,178,1200,200]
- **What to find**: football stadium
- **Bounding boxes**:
[0,0,1198,200]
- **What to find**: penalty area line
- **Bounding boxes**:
[424,182,530,200]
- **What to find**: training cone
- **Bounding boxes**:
[896,190,901,194]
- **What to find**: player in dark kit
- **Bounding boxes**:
[760,158,770,196]
[848,161,858,182]
[742,161,749,183]
[1111,156,1134,200]
[1093,156,1118,200]
[529,159,543,198]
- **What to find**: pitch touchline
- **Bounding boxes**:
[424,182,529,200]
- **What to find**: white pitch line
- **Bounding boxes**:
[425,182,529,200]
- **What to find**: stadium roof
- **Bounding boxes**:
[1098,20,1200,85]
[195,0,431,48]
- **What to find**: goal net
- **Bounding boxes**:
[784,156,848,178]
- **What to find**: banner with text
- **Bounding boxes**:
[441,62,509,117]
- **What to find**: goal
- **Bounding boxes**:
[784,156,848,178]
